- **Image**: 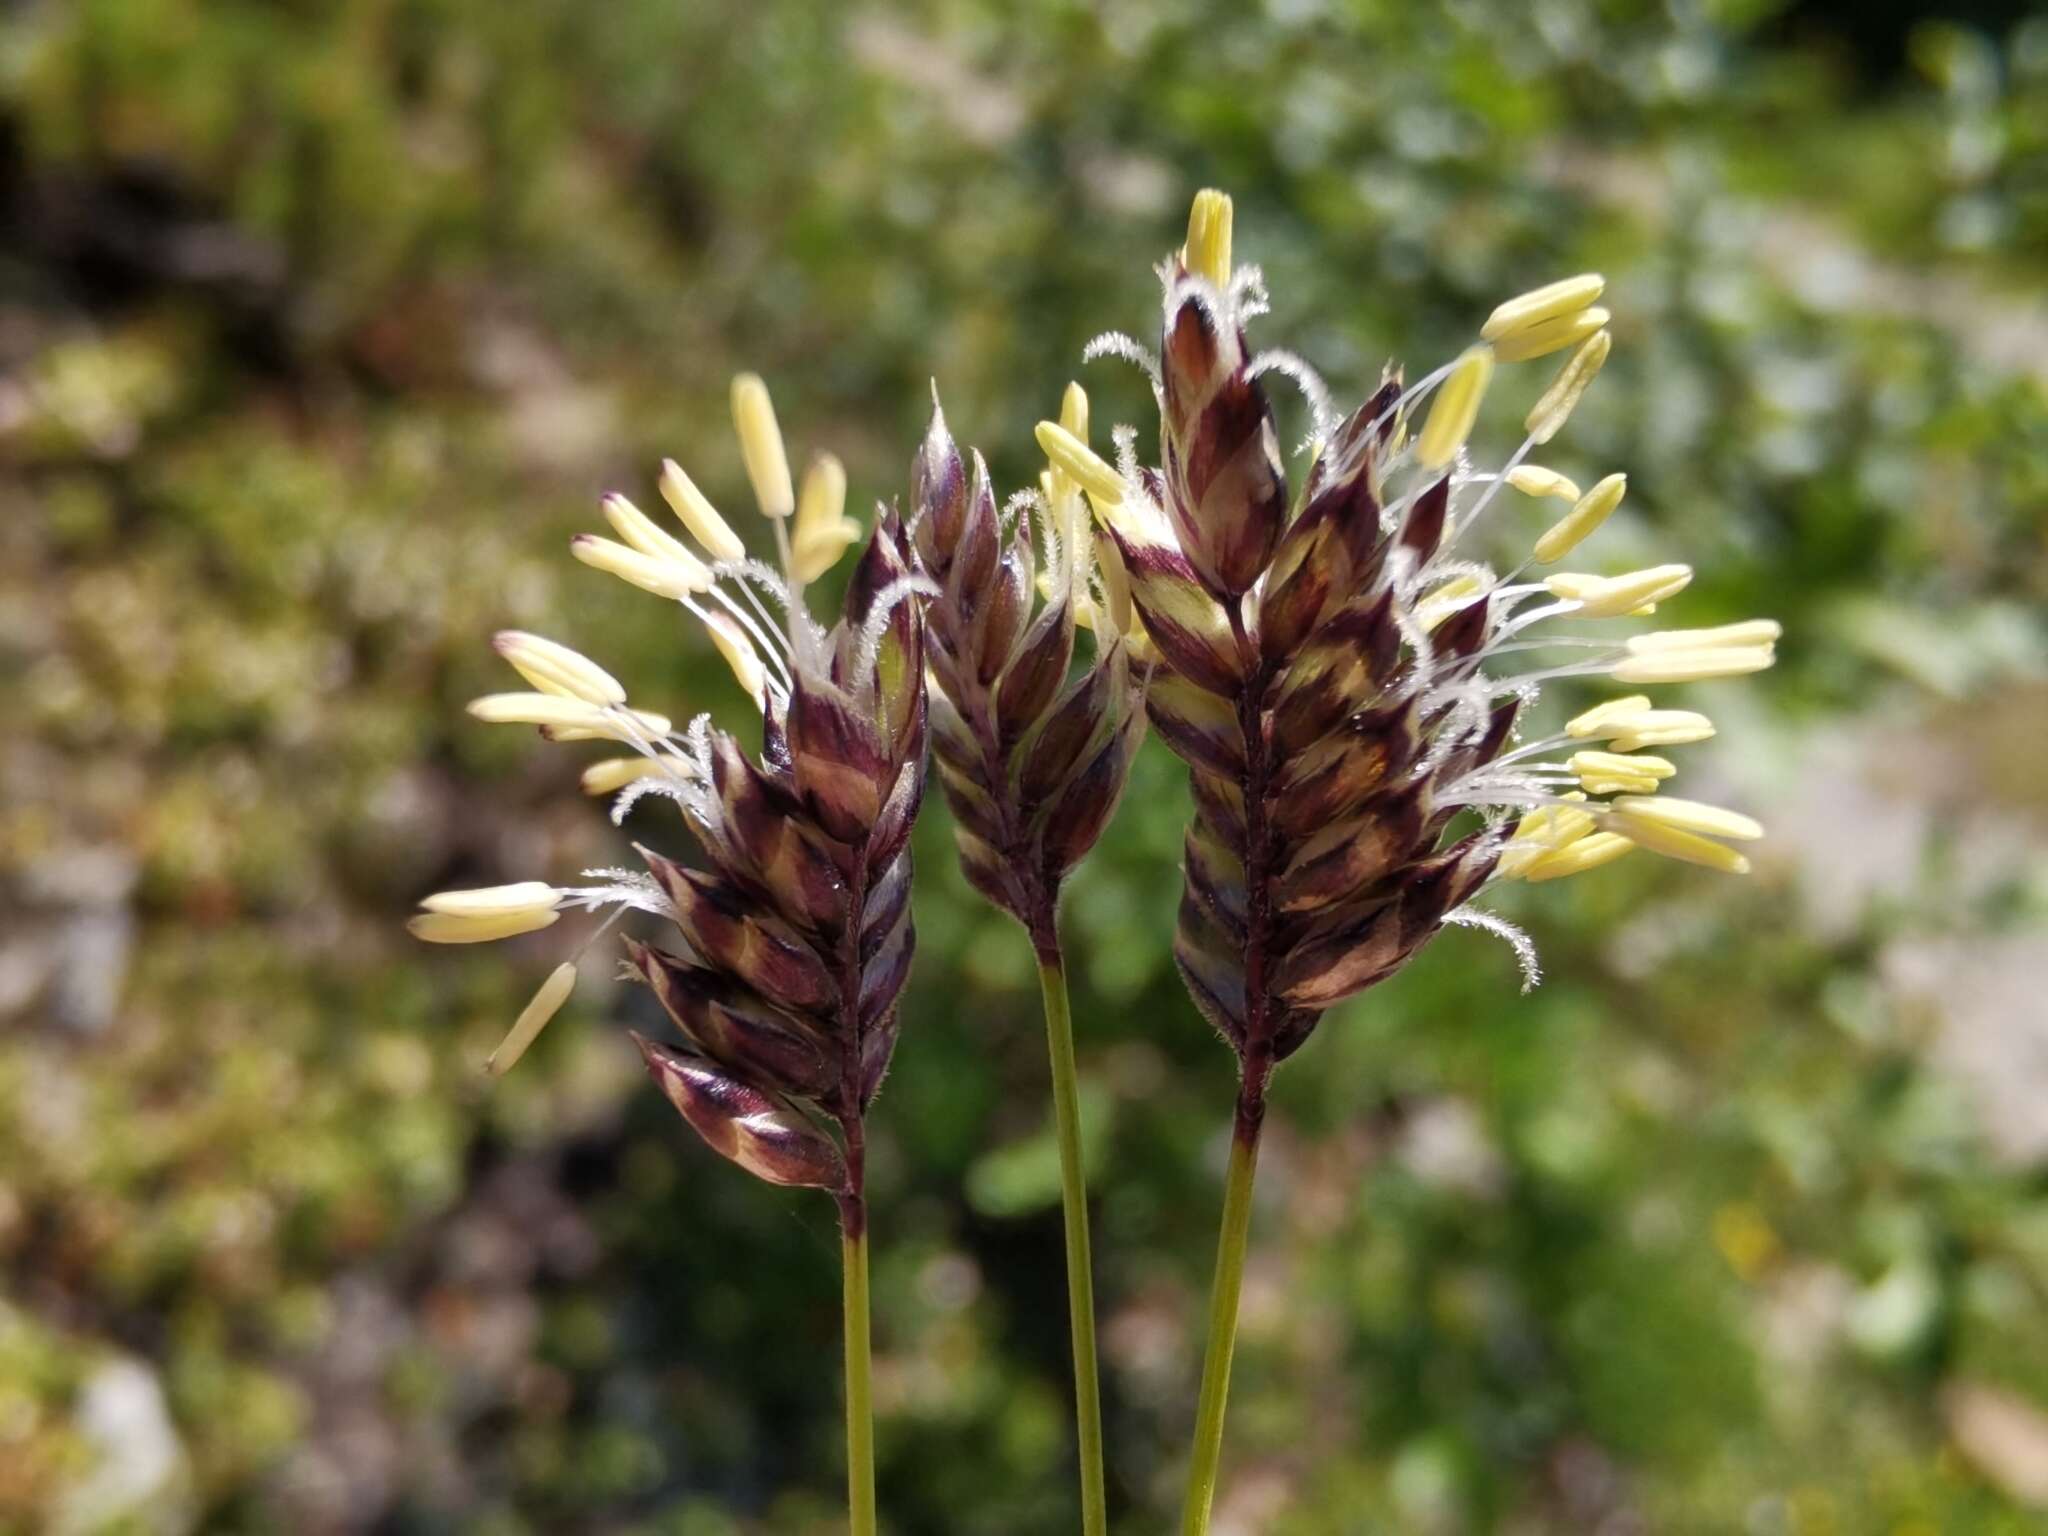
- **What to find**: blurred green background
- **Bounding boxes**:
[4,0,2047,1531]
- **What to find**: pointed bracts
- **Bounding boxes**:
[1052,190,1777,1067]
[913,392,1147,940]
[414,373,928,1202]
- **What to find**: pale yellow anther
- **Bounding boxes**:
[1610,645,1775,684]
[419,882,563,919]
[493,631,625,707]
[1548,564,1693,618]
[1625,620,1784,654]
[1094,532,1134,636]
[580,757,665,796]
[1533,472,1627,564]
[407,907,562,945]
[1059,382,1090,441]
[730,373,795,518]
[1523,831,1637,882]
[1512,800,1597,848]
[572,534,707,600]
[1041,567,1099,630]
[1184,189,1234,289]
[545,706,671,745]
[794,454,847,543]
[1413,574,1487,632]
[1481,274,1606,343]
[1571,750,1677,783]
[1494,842,1543,880]
[1566,696,1655,738]
[1526,329,1612,445]
[791,525,863,583]
[1416,346,1494,469]
[1610,795,1763,841]
[1604,813,1752,874]
[602,492,705,573]
[468,691,671,744]
[703,611,768,711]
[1506,465,1582,503]
[488,960,579,1076]
[658,459,747,564]
[1491,306,1611,364]
[790,455,860,580]
[1579,775,1661,798]
[1498,798,1598,876]
[1606,712,1716,752]
[468,691,611,733]
[1035,421,1126,506]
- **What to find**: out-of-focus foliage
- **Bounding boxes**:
[3,0,2046,1532]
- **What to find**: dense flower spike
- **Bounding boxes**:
[411,372,922,1534]
[911,384,1146,1536]
[414,373,928,1212]
[1065,190,1777,1535]
[1057,193,1778,1067]
[913,388,1148,942]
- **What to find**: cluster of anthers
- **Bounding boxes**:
[1032,191,1777,1022]
[405,375,928,1210]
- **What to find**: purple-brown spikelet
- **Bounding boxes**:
[912,393,1146,954]
[411,374,932,1238]
[414,374,928,1531]
[624,513,927,1222]
[1038,192,1779,1113]
[1143,388,1501,1079]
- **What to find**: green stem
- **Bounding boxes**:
[1180,1077,1267,1536]
[841,1219,877,1536]
[1036,947,1109,1536]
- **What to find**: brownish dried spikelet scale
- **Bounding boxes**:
[911,406,1146,951]
[1111,281,1502,1084]
[628,516,927,1227]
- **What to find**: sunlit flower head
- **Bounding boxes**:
[911,382,1149,932]
[411,375,928,1197]
[1039,189,1776,1029]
